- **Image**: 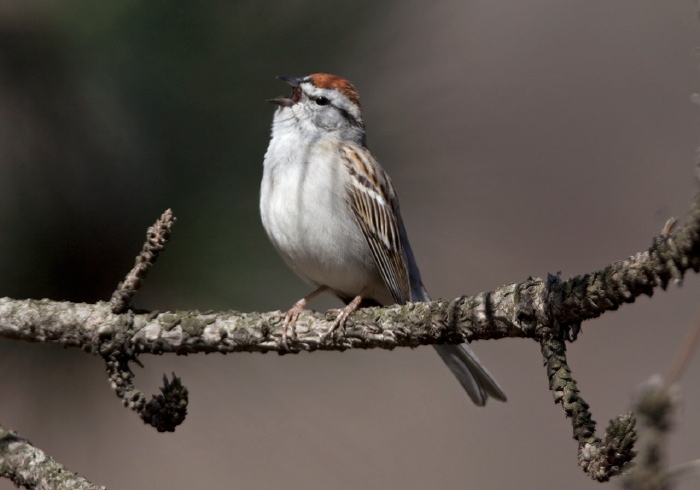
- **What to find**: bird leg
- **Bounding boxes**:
[281,285,328,350]
[321,286,370,343]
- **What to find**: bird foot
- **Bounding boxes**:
[280,302,305,351]
[278,286,330,351]
[321,294,364,343]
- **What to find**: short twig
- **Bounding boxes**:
[104,351,188,432]
[110,209,176,314]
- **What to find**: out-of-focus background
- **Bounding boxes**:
[1,1,700,489]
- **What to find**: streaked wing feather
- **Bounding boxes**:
[339,144,410,305]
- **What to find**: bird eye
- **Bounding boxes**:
[315,96,330,106]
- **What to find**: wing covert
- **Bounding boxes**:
[338,144,410,305]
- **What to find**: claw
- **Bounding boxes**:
[280,304,303,351]
[278,285,329,351]
[320,291,365,343]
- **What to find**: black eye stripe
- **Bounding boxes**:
[311,96,361,127]
[339,108,361,127]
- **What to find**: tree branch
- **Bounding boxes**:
[0,424,104,490]
[2,189,699,353]
[2,184,700,482]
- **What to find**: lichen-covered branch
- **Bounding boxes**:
[110,209,176,314]
[2,191,699,355]
[104,351,188,432]
[549,192,700,330]
[0,193,698,354]
[0,424,104,490]
[1,186,699,353]
[543,332,637,481]
[0,291,531,356]
[1,188,700,483]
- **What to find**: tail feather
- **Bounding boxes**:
[407,275,506,405]
[433,344,507,406]
[402,223,506,405]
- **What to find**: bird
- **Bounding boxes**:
[260,73,506,405]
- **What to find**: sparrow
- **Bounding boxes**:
[260,73,506,405]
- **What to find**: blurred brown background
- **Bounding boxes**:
[2,1,700,489]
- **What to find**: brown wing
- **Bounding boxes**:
[338,144,410,305]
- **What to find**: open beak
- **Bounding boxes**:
[267,76,303,107]
[277,76,302,87]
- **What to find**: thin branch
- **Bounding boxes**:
[542,332,637,480]
[622,307,700,489]
[0,424,104,490]
[110,209,176,314]
[622,376,679,490]
[104,209,185,430]
[550,191,700,330]
[663,310,700,390]
[669,459,700,480]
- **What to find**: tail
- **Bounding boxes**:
[400,220,506,406]
[432,344,507,406]
[410,277,506,406]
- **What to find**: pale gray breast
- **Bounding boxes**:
[261,140,379,296]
